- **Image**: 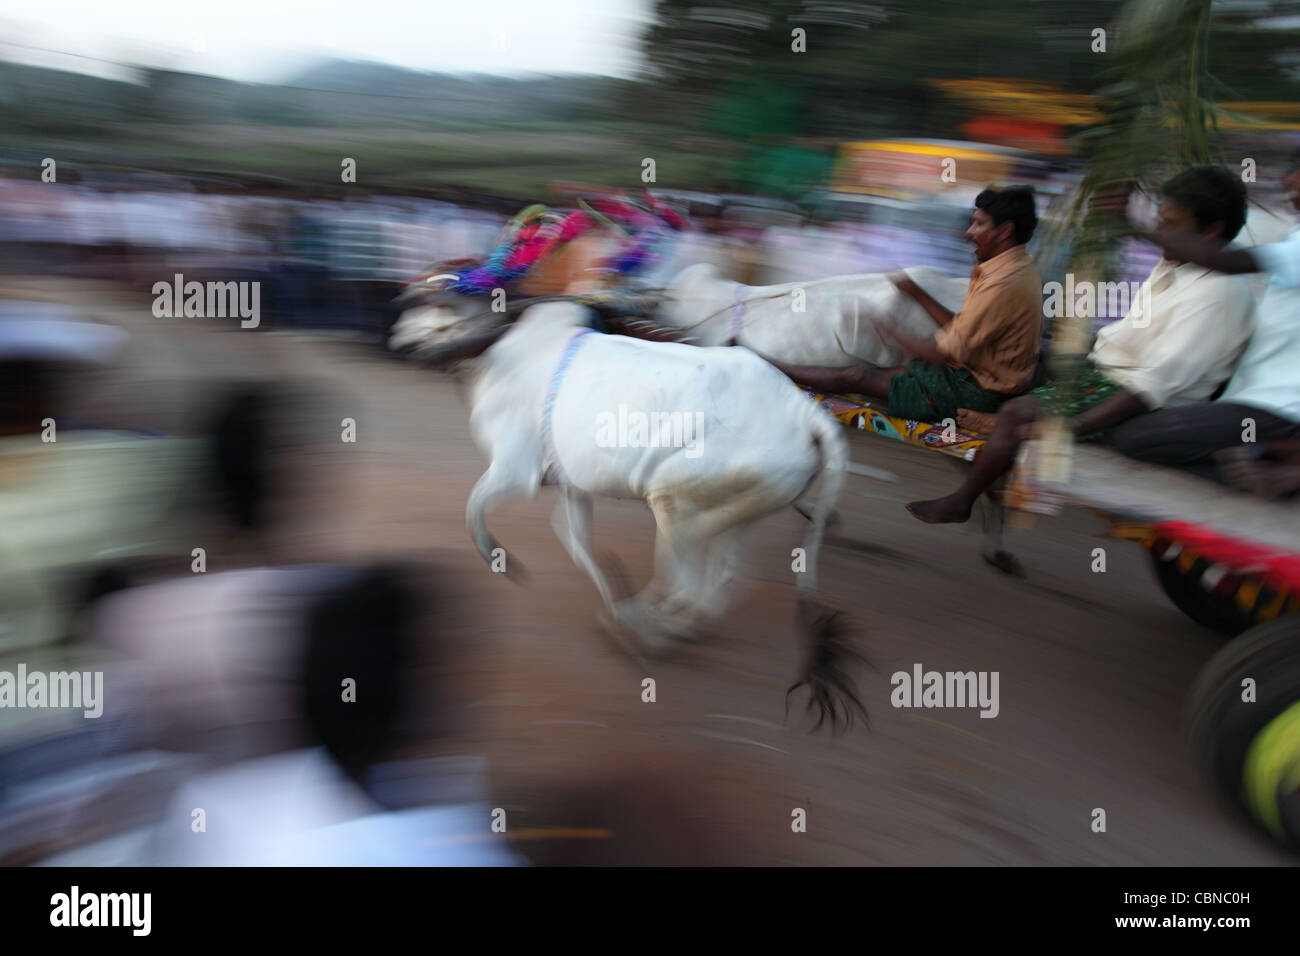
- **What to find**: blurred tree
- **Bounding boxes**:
[637,0,1300,147]
[1025,0,1250,496]
[638,1,1131,136]
[1049,0,1270,307]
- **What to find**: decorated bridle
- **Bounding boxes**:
[401,192,688,300]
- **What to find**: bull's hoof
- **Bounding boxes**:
[668,624,709,645]
[596,607,644,660]
[610,599,681,659]
[661,605,718,645]
[597,608,671,662]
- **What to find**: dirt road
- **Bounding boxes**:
[22,278,1293,865]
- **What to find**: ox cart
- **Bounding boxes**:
[810,388,1300,854]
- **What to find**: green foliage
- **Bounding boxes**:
[1049,0,1220,298]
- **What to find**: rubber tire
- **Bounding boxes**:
[1150,549,1260,638]
[1188,614,1300,852]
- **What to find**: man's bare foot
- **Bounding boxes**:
[1214,447,1300,500]
[905,496,973,524]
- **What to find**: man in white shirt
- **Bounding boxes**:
[909,166,1255,524]
[1112,152,1300,496]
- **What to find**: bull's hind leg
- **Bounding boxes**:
[602,499,703,656]
[633,525,747,646]
[551,487,619,611]
[638,483,789,644]
[467,463,537,582]
[694,526,748,625]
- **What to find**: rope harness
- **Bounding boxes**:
[729,282,749,343]
[540,327,596,486]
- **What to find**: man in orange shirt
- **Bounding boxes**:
[772,186,1043,423]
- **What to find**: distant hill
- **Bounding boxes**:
[0,55,633,138]
[0,56,659,197]
[274,58,633,125]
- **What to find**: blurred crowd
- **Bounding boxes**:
[0,167,1220,337]
[0,173,507,335]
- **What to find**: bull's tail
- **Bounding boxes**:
[797,406,847,596]
[787,405,867,733]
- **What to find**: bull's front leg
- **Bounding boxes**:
[551,487,621,612]
[467,462,538,583]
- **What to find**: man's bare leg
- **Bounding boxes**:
[906,396,1040,524]
[769,362,904,401]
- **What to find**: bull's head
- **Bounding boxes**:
[389,287,517,367]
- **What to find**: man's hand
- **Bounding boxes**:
[880,322,946,366]
[888,270,920,300]
[1087,181,1138,232]
[1070,389,1150,437]
[1016,420,1043,442]
[887,269,956,328]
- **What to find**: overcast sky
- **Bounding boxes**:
[0,0,652,82]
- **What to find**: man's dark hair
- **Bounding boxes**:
[0,360,60,434]
[300,564,418,785]
[974,186,1038,245]
[1160,166,1248,242]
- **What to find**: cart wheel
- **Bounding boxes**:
[1188,614,1300,852]
[1148,546,1285,637]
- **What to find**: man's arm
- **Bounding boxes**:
[892,275,956,328]
[1069,389,1150,437]
[1094,183,1259,275]
[880,323,948,366]
[1134,228,1260,275]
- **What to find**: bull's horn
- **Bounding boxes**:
[577,198,628,239]
[513,203,548,226]
[395,273,460,302]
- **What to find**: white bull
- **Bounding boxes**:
[656,263,970,367]
[458,300,864,730]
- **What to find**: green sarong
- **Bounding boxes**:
[1030,360,1121,443]
[887,361,1011,423]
